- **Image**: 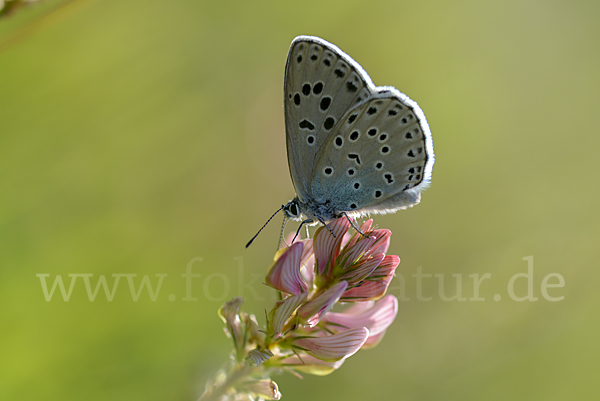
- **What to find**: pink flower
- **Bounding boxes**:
[322,295,398,348]
[292,327,369,362]
[265,241,308,295]
[310,218,395,296]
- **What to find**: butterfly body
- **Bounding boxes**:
[283,36,434,226]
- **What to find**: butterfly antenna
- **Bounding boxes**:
[246,205,285,248]
[342,212,369,238]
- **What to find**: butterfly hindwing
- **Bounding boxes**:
[311,89,434,216]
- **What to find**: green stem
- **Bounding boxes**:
[198,363,254,401]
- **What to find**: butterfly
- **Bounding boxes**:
[247,36,434,247]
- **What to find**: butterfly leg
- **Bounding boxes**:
[341,212,369,238]
[291,219,313,245]
[315,215,336,238]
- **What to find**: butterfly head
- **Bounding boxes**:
[283,198,302,221]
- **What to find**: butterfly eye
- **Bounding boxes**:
[289,203,299,216]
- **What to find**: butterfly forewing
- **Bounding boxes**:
[284,36,373,201]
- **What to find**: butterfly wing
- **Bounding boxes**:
[310,88,435,216]
[284,36,373,202]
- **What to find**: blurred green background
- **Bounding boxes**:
[1,0,599,400]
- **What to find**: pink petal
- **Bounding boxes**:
[362,331,387,348]
[299,239,315,287]
[370,255,400,279]
[300,238,314,266]
[360,219,374,233]
[366,229,392,256]
[345,219,374,248]
[265,242,308,295]
[293,327,369,362]
[340,279,391,301]
[339,236,377,269]
[297,281,348,327]
[270,293,308,335]
[323,295,398,338]
[339,300,376,315]
[339,253,385,285]
[313,218,350,277]
[340,255,399,300]
[339,232,352,250]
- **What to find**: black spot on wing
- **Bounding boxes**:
[313,82,323,95]
[323,117,335,130]
[299,120,315,130]
[302,84,311,96]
